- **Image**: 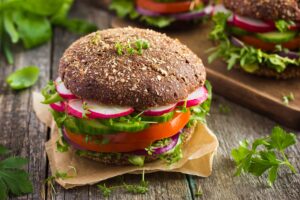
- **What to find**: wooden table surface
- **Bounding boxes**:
[1,1,299,199]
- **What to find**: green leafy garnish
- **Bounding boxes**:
[282,92,295,105]
[0,145,33,200]
[115,39,150,55]
[195,185,203,197]
[56,129,69,153]
[45,166,77,196]
[275,20,295,32]
[41,81,63,104]
[110,0,175,28]
[1,0,97,64]
[209,13,300,73]
[6,66,39,90]
[231,126,297,186]
[98,171,148,197]
[188,80,212,125]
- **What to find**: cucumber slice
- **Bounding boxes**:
[64,116,115,135]
[228,26,249,36]
[75,118,116,135]
[102,120,149,132]
[64,117,81,134]
[256,31,297,43]
[141,111,174,123]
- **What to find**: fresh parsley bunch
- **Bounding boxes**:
[0,145,33,200]
[1,0,97,64]
[231,126,297,186]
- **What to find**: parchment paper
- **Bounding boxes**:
[33,92,219,189]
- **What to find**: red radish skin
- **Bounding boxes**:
[67,99,84,118]
[177,87,208,108]
[50,102,65,112]
[143,104,177,116]
[55,77,77,99]
[233,14,275,33]
[85,100,134,119]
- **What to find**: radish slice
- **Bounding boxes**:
[177,87,208,108]
[233,14,275,33]
[143,104,177,116]
[85,100,134,119]
[67,99,85,118]
[50,102,65,112]
[55,77,77,99]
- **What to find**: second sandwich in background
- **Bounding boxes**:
[209,1,300,79]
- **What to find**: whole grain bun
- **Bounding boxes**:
[223,0,300,21]
[76,123,196,166]
[59,27,206,109]
[252,66,300,79]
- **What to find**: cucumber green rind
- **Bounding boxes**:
[256,31,297,43]
[64,116,116,135]
[141,111,174,123]
[102,120,149,132]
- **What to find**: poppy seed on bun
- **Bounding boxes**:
[59,27,206,109]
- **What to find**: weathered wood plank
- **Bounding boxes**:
[189,95,300,200]
[0,42,51,199]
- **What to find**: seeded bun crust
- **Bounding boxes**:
[59,27,206,109]
[77,123,196,166]
[223,0,300,21]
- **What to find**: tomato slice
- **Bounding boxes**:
[238,35,300,51]
[64,110,191,153]
[136,0,192,14]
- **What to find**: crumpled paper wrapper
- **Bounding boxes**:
[33,92,219,189]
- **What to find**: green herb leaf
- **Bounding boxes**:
[13,11,52,49]
[41,81,63,104]
[0,146,33,199]
[98,184,112,197]
[141,16,174,28]
[268,126,296,151]
[282,93,295,105]
[97,171,148,197]
[6,66,39,90]
[231,126,297,186]
[275,20,295,32]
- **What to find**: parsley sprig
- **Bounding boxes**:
[231,126,297,186]
[0,145,33,200]
[98,171,148,197]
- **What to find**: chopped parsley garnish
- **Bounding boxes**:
[115,39,150,56]
[282,92,295,105]
[231,126,297,186]
[98,171,148,197]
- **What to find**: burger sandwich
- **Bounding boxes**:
[110,0,214,28]
[209,1,300,79]
[41,27,211,166]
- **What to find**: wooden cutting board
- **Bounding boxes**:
[111,18,300,130]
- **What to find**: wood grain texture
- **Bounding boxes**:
[111,18,300,130]
[1,0,299,199]
[0,42,51,199]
